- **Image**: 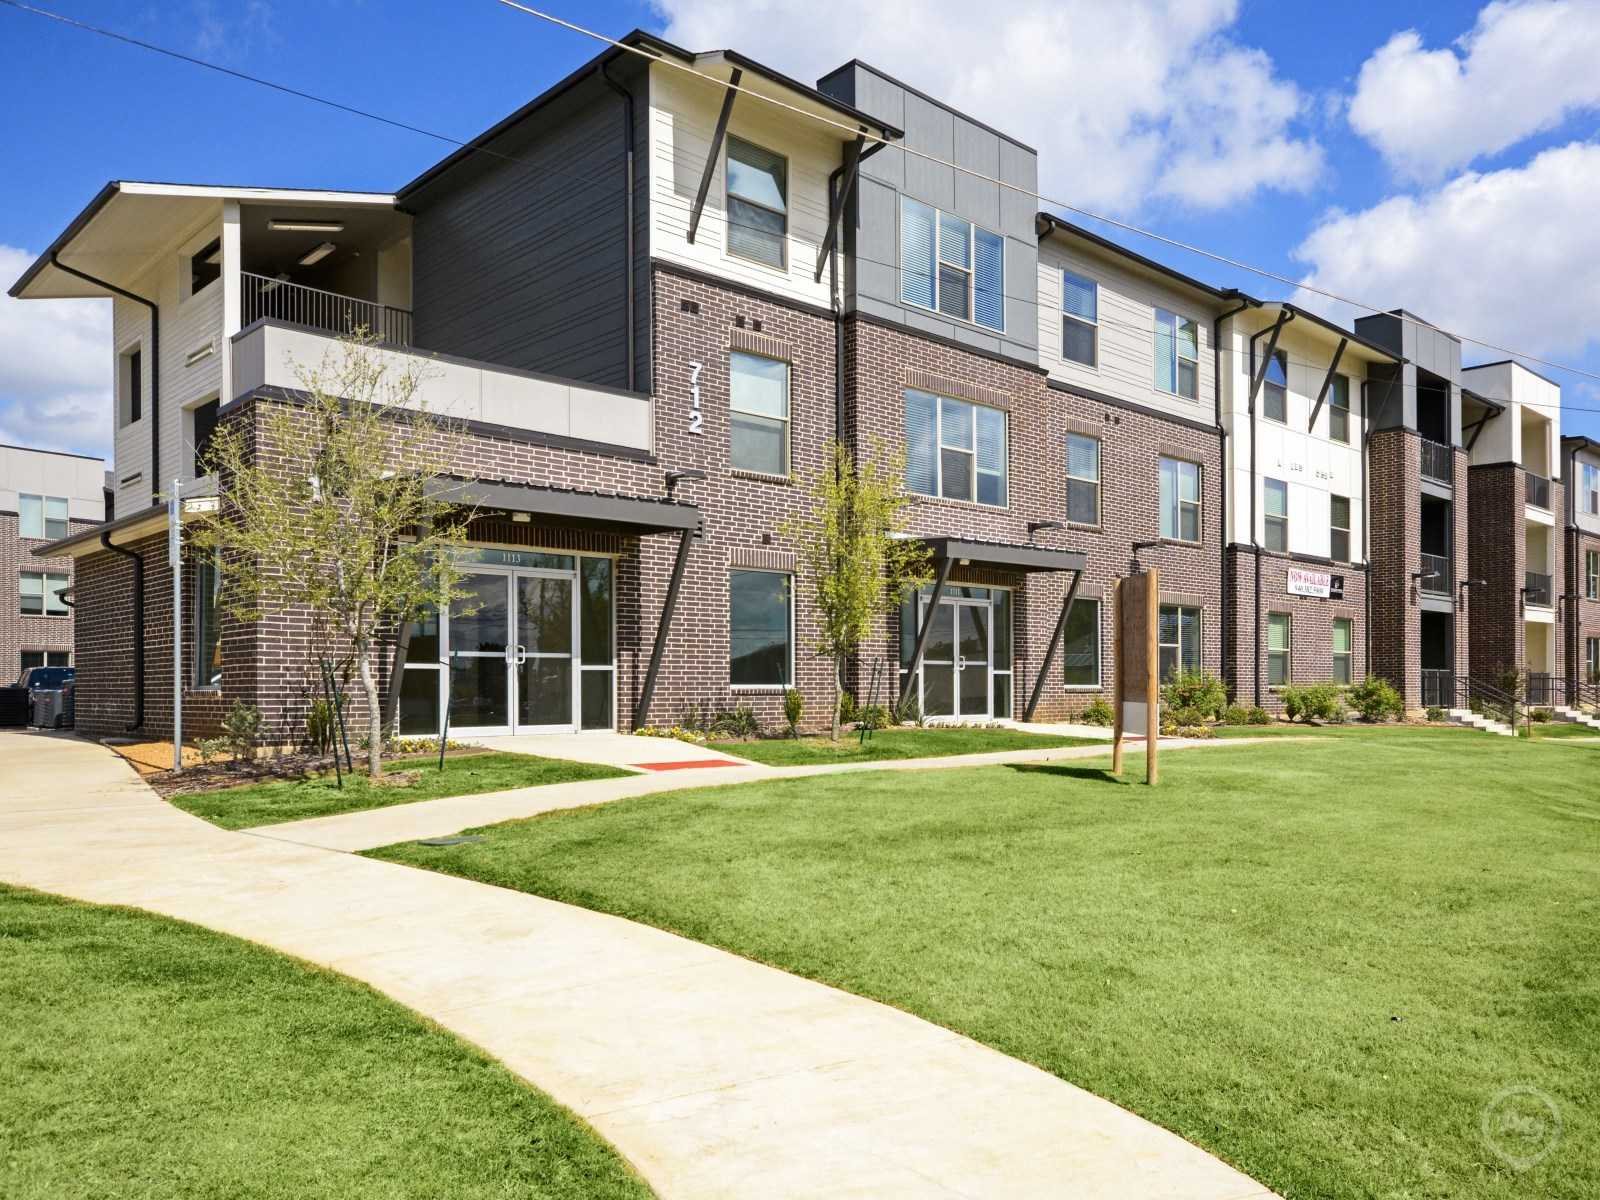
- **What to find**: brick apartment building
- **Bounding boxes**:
[9,29,1593,740]
[0,444,105,682]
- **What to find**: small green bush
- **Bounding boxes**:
[1529,707,1551,723]
[894,693,924,727]
[857,703,892,730]
[838,691,859,726]
[1425,706,1446,723]
[1282,683,1343,724]
[783,688,804,739]
[1079,697,1114,727]
[1161,671,1228,725]
[1220,704,1251,725]
[1247,706,1272,725]
[710,705,761,739]
[1347,675,1404,723]
[219,700,264,762]
[306,698,335,755]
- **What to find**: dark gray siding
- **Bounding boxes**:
[1356,309,1463,441]
[409,63,650,391]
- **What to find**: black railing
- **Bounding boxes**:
[242,272,413,346]
[1420,669,1454,708]
[1524,571,1553,607]
[1525,472,1551,510]
[1419,552,1452,594]
[1525,672,1555,706]
[1455,675,1520,729]
[1420,438,1453,484]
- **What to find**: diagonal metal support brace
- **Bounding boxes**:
[687,68,741,245]
[1248,309,1291,413]
[1308,337,1347,432]
[815,133,865,282]
[1464,407,1497,452]
[635,527,694,727]
[1024,569,1083,721]
[898,556,953,710]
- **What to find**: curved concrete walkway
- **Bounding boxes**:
[0,731,1278,1199]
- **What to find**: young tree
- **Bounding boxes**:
[192,335,473,777]
[784,439,932,740]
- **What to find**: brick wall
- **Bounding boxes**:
[1,514,91,682]
[1368,429,1422,705]
[1224,548,1368,711]
[1468,463,1525,684]
[1567,527,1600,685]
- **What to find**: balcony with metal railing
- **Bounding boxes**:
[1524,471,1552,510]
[1419,552,1452,594]
[1524,571,1553,607]
[242,271,413,346]
[1420,438,1453,485]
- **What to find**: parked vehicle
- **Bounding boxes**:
[1,667,76,728]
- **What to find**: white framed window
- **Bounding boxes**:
[20,571,69,617]
[730,569,792,687]
[119,346,143,428]
[1587,549,1599,601]
[729,351,789,475]
[725,136,788,269]
[188,236,222,298]
[1328,374,1351,443]
[1154,308,1199,399]
[194,551,222,688]
[1267,612,1292,686]
[1160,456,1201,542]
[1066,433,1099,525]
[20,650,70,672]
[1158,605,1202,682]
[1262,349,1288,422]
[1061,271,1097,367]
[1588,637,1600,684]
[1264,478,1289,552]
[19,494,69,541]
[1062,596,1101,687]
[899,197,1004,332]
[904,389,1007,506]
[1582,463,1600,515]
[1330,495,1351,563]
[1332,618,1353,685]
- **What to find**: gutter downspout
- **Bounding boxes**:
[51,254,159,506]
[100,530,145,732]
[1213,294,1255,698]
[826,139,888,448]
[1362,383,1371,682]
[599,62,637,392]
[1248,310,1294,705]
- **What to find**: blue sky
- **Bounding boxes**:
[4,0,1600,458]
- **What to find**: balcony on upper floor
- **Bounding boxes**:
[1524,470,1552,511]
[1420,438,1453,485]
[242,273,411,346]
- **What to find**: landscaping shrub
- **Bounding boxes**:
[893,693,924,727]
[1247,706,1272,725]
[637,725,708,745]
[1220,704,1250,725]
[838,691,859,726]
[1078,697,1113,726]
[1425,706,1446,723]
[856,703,892,730]
[306,698,335,755]
[710,705,761,739]
[1161,671,1228,725]
[219,701,264,763]
[1529,707,1551,723]
[1281,683,1344,724]
[783,689,804,739]
[1347,675,1404,723]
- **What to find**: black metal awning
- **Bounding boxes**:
[428,479,702,535]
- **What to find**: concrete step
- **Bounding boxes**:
[1550,706,1600,732]
[1445,708,1517,737]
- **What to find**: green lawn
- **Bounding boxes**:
[1519,720,1600,739]
[373,727,1600,1200]
[0,886,650,1200]
[171,752,629,829]
[710,725,1101,765]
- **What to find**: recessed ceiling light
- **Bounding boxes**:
[269,219,345,233]
[298,242,337,266]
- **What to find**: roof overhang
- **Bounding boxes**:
[1245,302,1404,365]
[10,182,397,300]
[1035,212,1249,308]
[429,479,702,535]
[37,476,220,558]
[919,536,1086,574]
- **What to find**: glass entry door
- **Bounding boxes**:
[449,572,512,730]
[916,595,992,721]
[448,568,579,734]
[515,574,575,730]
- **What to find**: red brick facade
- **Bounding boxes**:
[2,513,93,683]
[1566,527,1600,686]
[1224,548,1368,711]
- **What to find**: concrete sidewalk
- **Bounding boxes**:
[0,729,1278,1199]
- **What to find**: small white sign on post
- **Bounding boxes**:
[1286,567,1332,599]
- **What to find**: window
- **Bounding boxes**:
[1332,618,1353,685]
[1154,309,1199,399]
[904,389,1007,505]
[1264,478,1288,552]
[725,136,788,268]
[1588,549,1599,601]
[1061,271,1098,367]
[1588,637,1600,684]
[1262,349,1288,422]
[192,399,220,476]
[194,552,222,688]
[1066,434,1099,525]
[729,352,789,475]
[1328,374,1351,443]
[1267,613,1291,686]
[189,237,222,296]
[19,495,69,541]
[730,570,792,687]
[119,347,143,427]
[1062,596,1101,687]
[1158,606,1202,682]
[1583,463,1600,515]
[20,572,69,617]
[1330,494,1351,563]
[1160,457,1201,542]
[20,650,70,673]
[899,197,1004,332]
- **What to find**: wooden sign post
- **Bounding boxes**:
[1110,568,1160,785]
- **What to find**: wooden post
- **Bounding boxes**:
[1144,567,1160,785]
[1110,578,1124,776]
[1111,568,1160,785]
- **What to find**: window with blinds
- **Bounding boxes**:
[729,352,789,475]
[1332,618,1353,685]
[1328,374,1351,443]
[1264,478,1289,552]
[900,197,1004,332]
[904,388,1007,505]
[726,136,788,268]
[1267,613,1292,686]
[1160,457,1201,542]
[1061,271,1097,367]
[1066,433,1099,525]
[1262,349,1288,422]
[1158,606,1202,682]
[1154,309,1199,399]
[1330,494,1351,562]
[1062,596,1100,687]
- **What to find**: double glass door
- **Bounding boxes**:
[920,597,993,720]
[449,569,580,734]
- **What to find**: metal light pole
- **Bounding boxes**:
[169,479,183,773]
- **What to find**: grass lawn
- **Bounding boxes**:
[1519,720,1600,739]
[373,727,1600,1199]
[0,886,649,1200]
[170,752,629,830]
[709,725,1101,765]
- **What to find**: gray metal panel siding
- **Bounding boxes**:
[410,72,638,390]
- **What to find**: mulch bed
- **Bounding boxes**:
[145,747,489,799]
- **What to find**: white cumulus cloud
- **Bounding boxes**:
[1293,142,1600,363]
[0,245,113,461]
[651,0,1323,212]
[1348,0,1600,181]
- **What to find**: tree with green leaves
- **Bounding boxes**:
[784,439,932,740]
[192,336,473,777]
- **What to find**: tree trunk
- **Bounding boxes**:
[356,638,382,778]
[831,654,844,742]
